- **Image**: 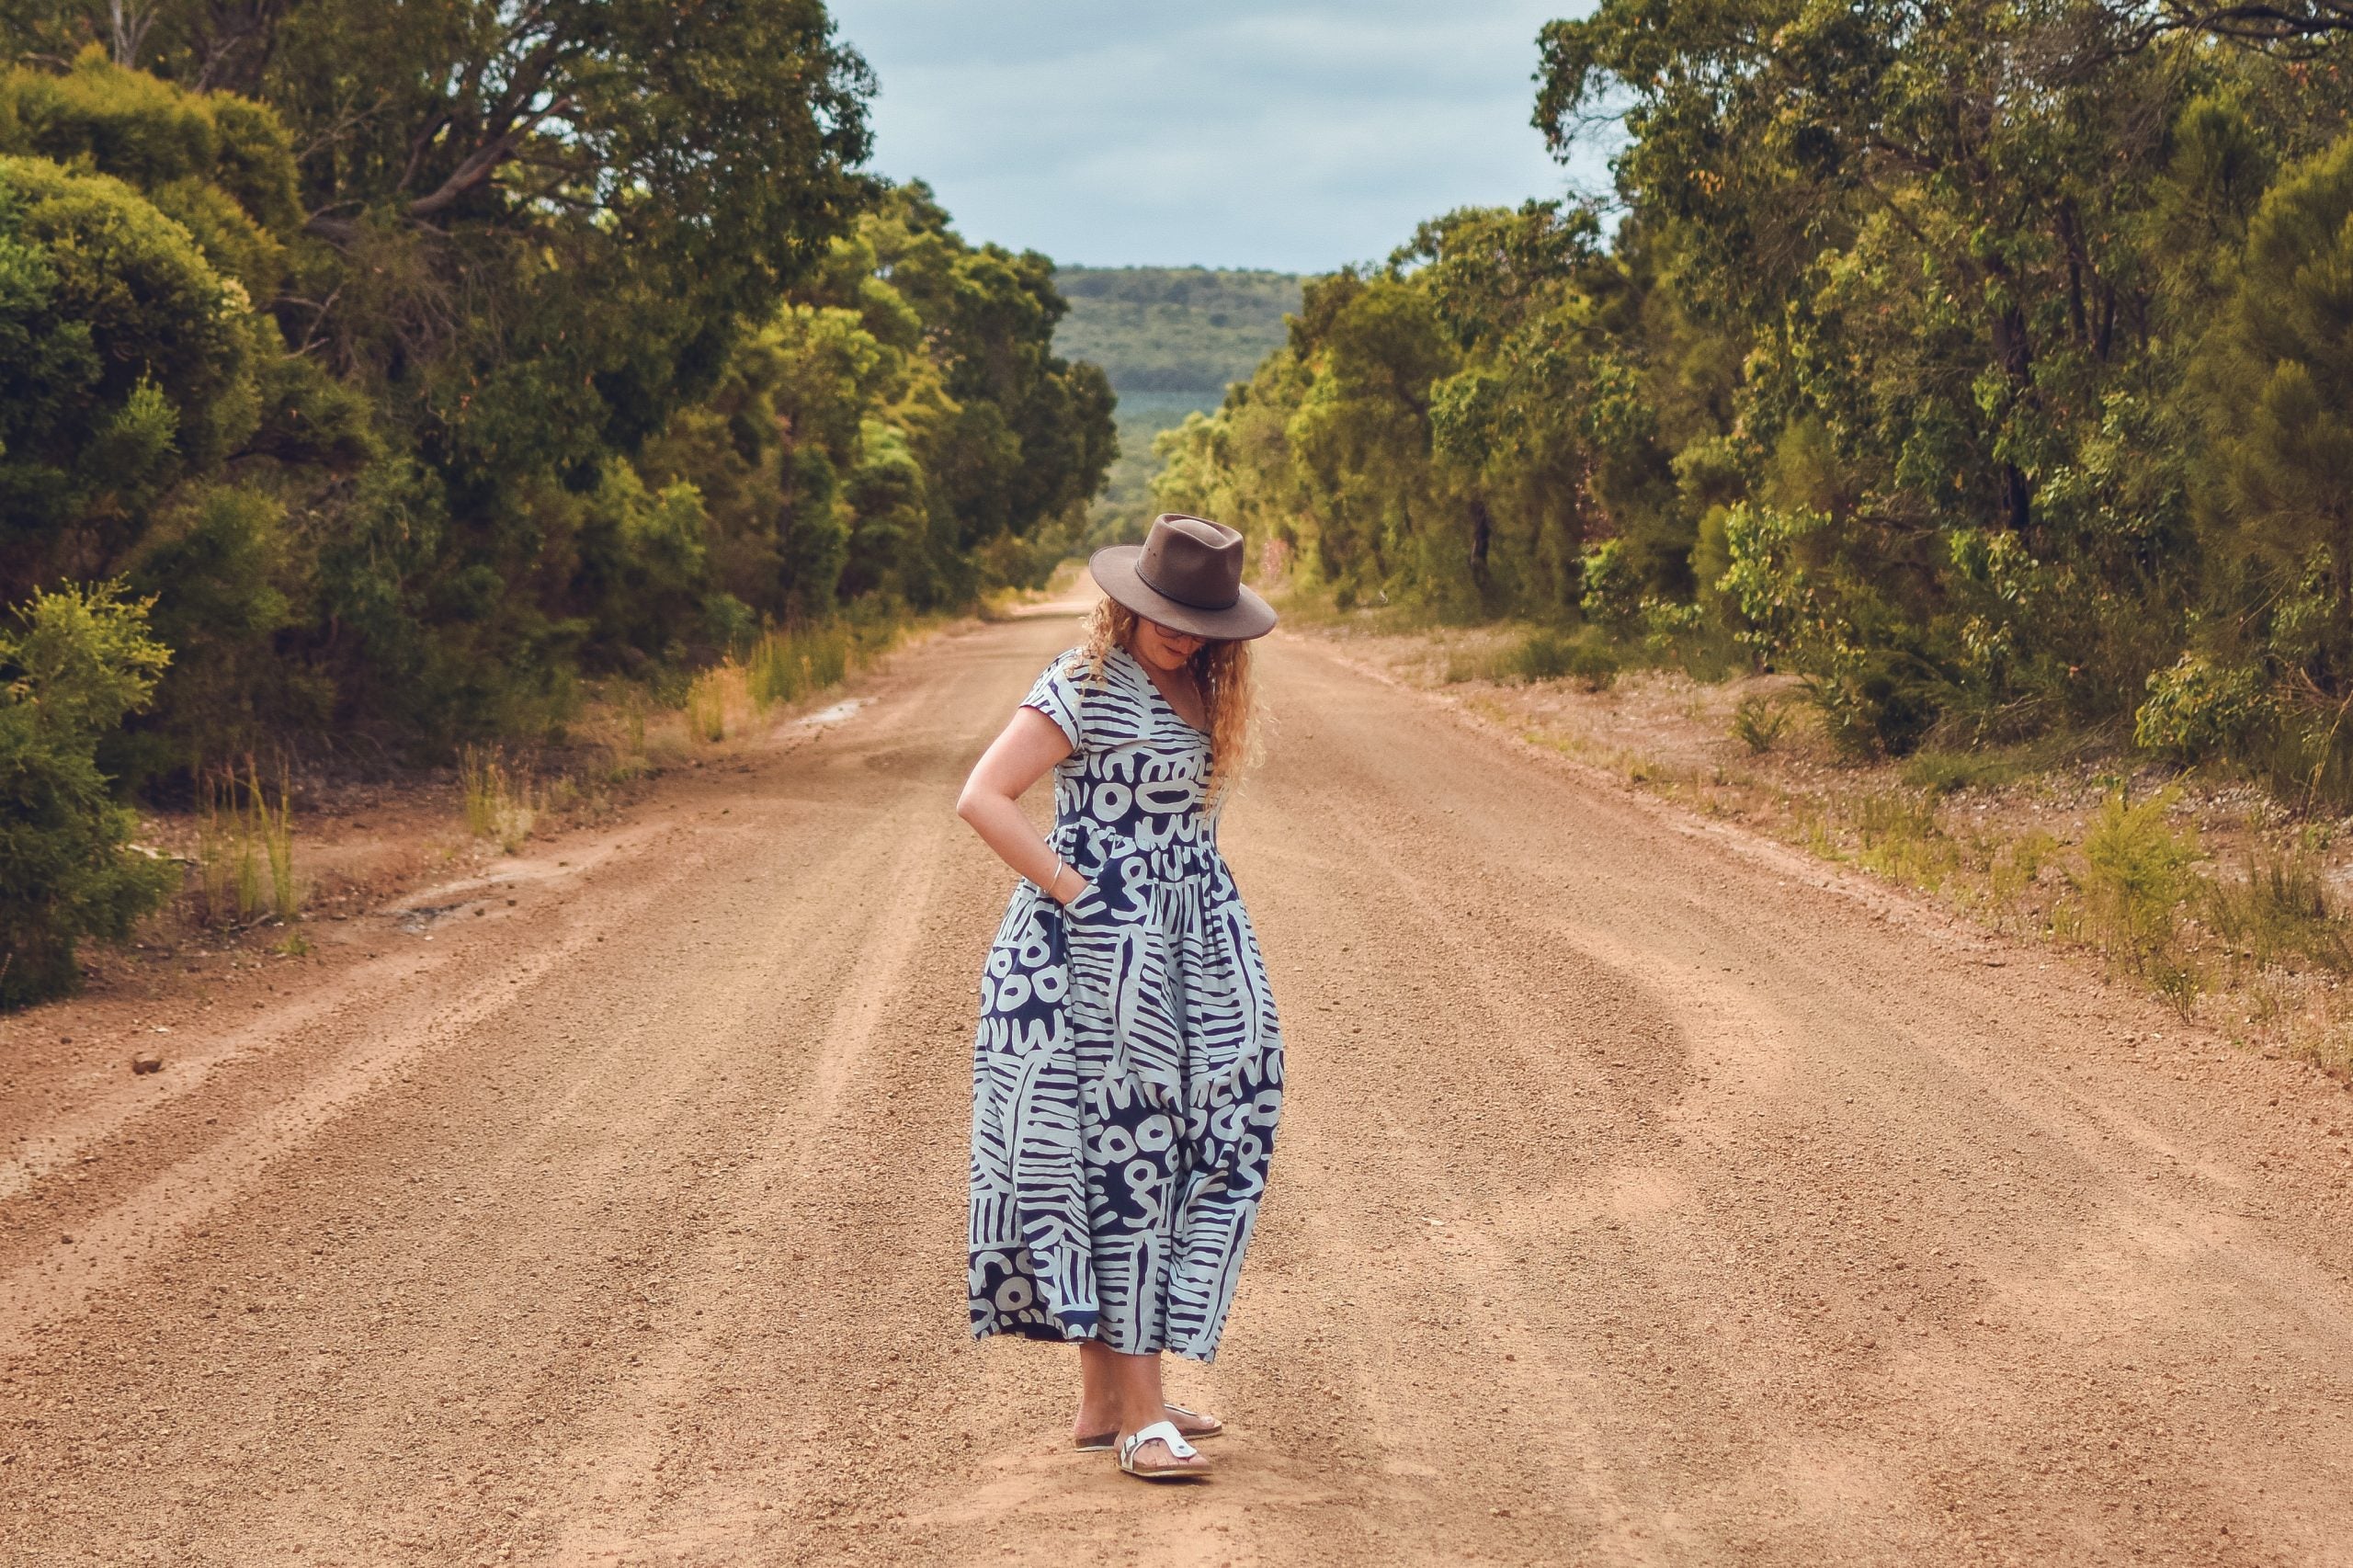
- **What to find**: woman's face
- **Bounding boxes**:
[1131,615,1208,673]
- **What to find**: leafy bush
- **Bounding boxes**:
[2078,789,2201,982]
[0,152,263,556]
[2135,653,2271,763]
[1809,650,1947,759]
[0,584,176,1009]
[0,45,1106,785]
[1577,540,1643,636]
[0,48,301,294]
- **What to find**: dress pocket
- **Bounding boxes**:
[1063,848,1142,929]
[976,892,1069,1049]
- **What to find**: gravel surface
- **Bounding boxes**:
[4,599,2352,1566]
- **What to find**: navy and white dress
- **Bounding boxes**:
[968,645,1284,1362]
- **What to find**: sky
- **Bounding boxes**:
[823,2,1608,274]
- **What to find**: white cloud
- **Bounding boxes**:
[827,1,1608,271]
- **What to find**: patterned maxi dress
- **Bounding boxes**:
[968,644,1285,1362]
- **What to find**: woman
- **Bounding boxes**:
[956,514,1284,1483]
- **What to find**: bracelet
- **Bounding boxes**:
[1047,855,1065,898]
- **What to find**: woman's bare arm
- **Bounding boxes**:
[956,707,1091,904]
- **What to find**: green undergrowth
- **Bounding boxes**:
[1445,627,1622,690]
[453,611,921,854]
[1307,593,2353,1077]
[1480,681,2353,1078]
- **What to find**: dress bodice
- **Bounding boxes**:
[1023,645,1222,880]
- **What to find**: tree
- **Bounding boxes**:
[0,150,266,593]
[2195,131,2353,693]
[0,581,175,1008]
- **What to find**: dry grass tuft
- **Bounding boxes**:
[193,757,301,927]
[460,746,540,853]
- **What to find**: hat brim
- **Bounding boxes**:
[1088,546,1277,641]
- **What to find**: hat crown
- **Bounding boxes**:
[1136,514,1244,610]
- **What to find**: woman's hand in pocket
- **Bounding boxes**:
[1043,858,1090,907]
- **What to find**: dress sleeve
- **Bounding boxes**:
[1019,651,1087,753]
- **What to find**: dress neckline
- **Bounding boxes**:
[1112,645,1211,740]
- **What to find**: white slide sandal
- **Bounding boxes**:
[1076,1403,1223,1452]
[1118,1419,1209,1482]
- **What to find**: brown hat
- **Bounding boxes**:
[1088,514,1277,641]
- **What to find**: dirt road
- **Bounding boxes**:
[6,602,2353,1567]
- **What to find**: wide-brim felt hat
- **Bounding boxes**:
[1089,514,1277,641]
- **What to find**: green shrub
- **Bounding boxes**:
[1808,649,1947,759]
[1732,693,1788,754]
[0,153,265,532]
[1577,539,1643,635]
[0,583,176,1009]
[2135,653,2271,762]
[2079,788,2201,980]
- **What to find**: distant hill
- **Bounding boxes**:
[1055,267,1303,539]
[1057,267,1302,394]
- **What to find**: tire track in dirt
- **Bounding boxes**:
[4,608,2353,1566]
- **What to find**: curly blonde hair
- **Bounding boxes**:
[1076,597,1262,810]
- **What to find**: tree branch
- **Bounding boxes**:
[405,96,574,219]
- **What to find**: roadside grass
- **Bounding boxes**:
[460,746,540,853]
[2205,830,2353,976]
[746,622,853,710]
[685,662,748,744]
[979,556,1088,621]
[1784,773,2353,1061]
[1441,626,1630,692]
[2076,789,2203,1008]
[1218,592,2353,1079]
[1903,747,2027,795]
[453,610,926,850]
[1986,831,2059,927]
[1850,790,1961,889]
[192,757,301,928]
[694,614,913,744]
[1458,661,2353,1077]
[1901,733,2091,796]
[1733,694,1790,755]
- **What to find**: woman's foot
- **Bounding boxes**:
[1074,1403,1222,1451]
[1118,1421,1211,1482]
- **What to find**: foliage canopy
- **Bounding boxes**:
[1160,0,2353,785]
[0,11,1113,1006]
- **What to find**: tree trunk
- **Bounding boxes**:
[1989,300,2036,539]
